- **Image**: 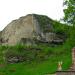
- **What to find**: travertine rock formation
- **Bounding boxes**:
[0,14,63,45]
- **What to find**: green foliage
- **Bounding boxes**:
[63,0,75,25]
[52,21,70,34]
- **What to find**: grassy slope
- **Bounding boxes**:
[0,45,72,75]
[0,15,75,75]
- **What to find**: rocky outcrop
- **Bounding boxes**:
[0,14,64,45]
[1,14,41,45]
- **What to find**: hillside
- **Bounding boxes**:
[0,14,75,75]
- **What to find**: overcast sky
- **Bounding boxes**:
[0,0,64,31]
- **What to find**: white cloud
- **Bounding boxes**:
[0,0,64,30]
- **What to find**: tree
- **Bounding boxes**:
[63,0,75,25]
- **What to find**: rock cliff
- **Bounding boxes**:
[0,14,64,45]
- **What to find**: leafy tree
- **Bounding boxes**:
[63,0,75,25]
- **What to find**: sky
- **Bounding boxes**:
[0,0,64,31]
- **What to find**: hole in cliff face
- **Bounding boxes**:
[0,38,5,43]
[0,38,9,43]
[20,38,27,43]
[20,38,34,46]
[21,38,32,43]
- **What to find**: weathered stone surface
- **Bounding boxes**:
[1,14,41,45]
[0,14,64,45]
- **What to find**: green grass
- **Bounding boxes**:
[0,54,72,75]
[0,43,72,75]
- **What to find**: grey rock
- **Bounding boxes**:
[0,14,64,45]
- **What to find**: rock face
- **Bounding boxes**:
[0,14,40,45]
[0,14,64,45]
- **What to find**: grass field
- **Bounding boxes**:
[0,44,72,75]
